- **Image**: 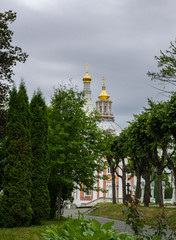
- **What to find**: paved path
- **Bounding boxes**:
[63,208,176,238]
[63,208,133,234]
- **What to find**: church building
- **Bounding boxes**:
[72,64,176,206]
[72,64,132,206]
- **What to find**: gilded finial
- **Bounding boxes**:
[98,76,110,100]
[84,62,89,74]
[83,62,91,82]
[102,77,106,87]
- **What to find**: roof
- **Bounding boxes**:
[98,119,121,136]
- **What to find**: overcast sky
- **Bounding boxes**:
[1,0,176,129]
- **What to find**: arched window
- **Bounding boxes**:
[107,166,111,174]
[100,105,102,113]
[104,105,106,113]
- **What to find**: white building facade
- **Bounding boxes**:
[72,65,134,206]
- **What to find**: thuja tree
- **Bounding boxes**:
[0,11,28,190]
[0,109,6,191]
[48,85,105,220]
[2,82,32,227]
[30,90,50,224]
[0,132,6,192]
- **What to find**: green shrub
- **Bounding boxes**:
[123,198,176,240]
[43,214,139,240]
[165,187,173,199]
[0,194,3,227]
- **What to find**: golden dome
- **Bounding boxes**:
[83,72,91,82]
[98,77,110,100]
[98,89,110,100]
[83,62,91,82]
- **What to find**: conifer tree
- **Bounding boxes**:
[2,82,32,227]
[30,90,50,224]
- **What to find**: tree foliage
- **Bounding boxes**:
[0,11,28,179]
[103,133,118,204]
[147,100,172,207]
[114,131,128,203]
[30,90,50,224]
[120,97,176,207]
[148,41,176,93]
[162,94,176,194]
[2,82,32,227]
[0,10,28,105]
[47,85,105,219]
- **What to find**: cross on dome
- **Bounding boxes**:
[83,62,91,82]
[84,62,90,74]
[102,76,106,87]
[98,76,110,100]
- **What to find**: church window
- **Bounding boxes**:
[100,105,102,113]
[85,186,91,196]
[104,105,106,113]
[107,166,111,174]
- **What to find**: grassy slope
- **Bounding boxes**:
[1,205,176,239]
[0,219,65,240]
[89,203,176,229]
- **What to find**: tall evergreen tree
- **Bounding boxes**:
[2,82,32,227]
[30,90,50,224]
[0,109,6,191]
[0,11,28,169]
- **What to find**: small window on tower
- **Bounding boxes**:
[107,166,111,174]
[100,105,102,113]
[104,106,106,113]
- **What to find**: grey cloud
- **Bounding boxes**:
[1,0,176,129]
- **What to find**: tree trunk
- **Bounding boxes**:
[174,168,176,201]
[57,184,63,220]
[122,169,126,203]
[143,171,151,207]
[157,167,164,207]
[111,168,116,204]
[121,158,127,203]
[107,157,117,204]
[135,172,141,200]
[166,154,176,201]
[115,158,126,203]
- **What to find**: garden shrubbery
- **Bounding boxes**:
[43,213,176,240]
[43,198,176,240]
[43,214,138,240]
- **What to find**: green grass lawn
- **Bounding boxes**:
[0,219,65,240]
[1,205,176,239]
[89,203,176,229]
